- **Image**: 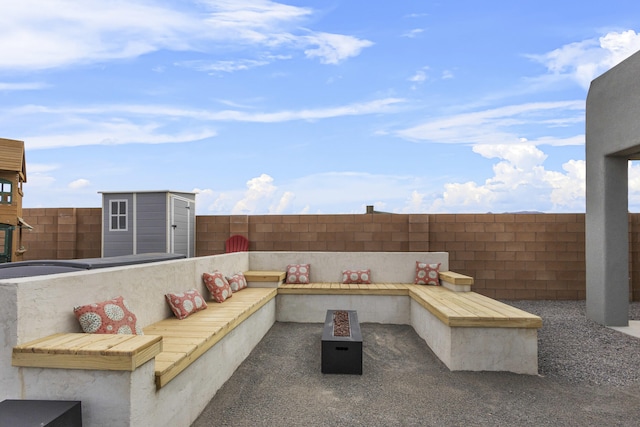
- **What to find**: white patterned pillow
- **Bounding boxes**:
[74,296,143,334]
[342,269,371,284]
[202,271,233,303]
[286,264,310,284]
[226,273,248,292]
[414,262,441,286]
[165,289,207,320]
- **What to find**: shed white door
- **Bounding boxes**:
[170,196,193,257]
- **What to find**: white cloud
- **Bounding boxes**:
[68,178,91,189]
[272,191,295,213]
[232,174,278,214]
[193,147,588,215]
[0,82,47,91]
[177,59,271,73]
[10,98,404,150]
[409,67,428,83]
[303,32,374,65]
[0,1,372,70]
[0,96,405,151]
[528,29,640,89]
[396,100,585,146]
[25,122,217,149]
[426,144,585,213]
[402,28,424,38]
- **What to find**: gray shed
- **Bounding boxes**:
[100,190,196,258]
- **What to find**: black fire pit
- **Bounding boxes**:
[321,309,363,375]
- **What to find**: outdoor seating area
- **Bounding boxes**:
[1,251,541,427]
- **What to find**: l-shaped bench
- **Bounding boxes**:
[3,251,542,427]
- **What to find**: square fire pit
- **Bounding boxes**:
[321,309,363,375]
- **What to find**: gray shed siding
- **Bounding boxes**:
[136,192,168,254]
[102,194,134,257]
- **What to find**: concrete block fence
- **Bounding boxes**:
[17,209,640,301]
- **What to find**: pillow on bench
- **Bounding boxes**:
[165,289,208,320]
[226,273,248,292]
[74,296,143,335]
[286,264,310,284]
[203,271,233,303]
[342,269,371,284]
[414,262,441,286]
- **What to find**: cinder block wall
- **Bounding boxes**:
[21,208,102,260]
[18,208,640,301]
[427,214,586,300]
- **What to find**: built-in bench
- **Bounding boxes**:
[144,287,276,388]
[277,279,541,374]
[12,288,277,390]
[2,251,541,426]
[279,282,541,327]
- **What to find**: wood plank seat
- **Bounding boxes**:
[408,286,542,328]
[12,333,162,371]
[278,282,541,329]
[144,287,277,389]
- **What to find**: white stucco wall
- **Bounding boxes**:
[249,251,449,283]
[277,295,411,324]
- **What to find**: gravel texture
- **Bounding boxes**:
[509,300,640,386]
[192,301,640,427]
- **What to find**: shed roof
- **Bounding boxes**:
[0,138,26,182]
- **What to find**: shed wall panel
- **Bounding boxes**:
[102,194,134,257]
[136,193,168,254]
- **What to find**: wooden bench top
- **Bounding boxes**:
[409,286,542,328]
[144,287,277,389]
[12,333,162,371]
[243,270,286,282]
[277,282,541,329]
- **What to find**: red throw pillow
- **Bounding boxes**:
[342,269,371,284]
[226,273,248,292]
[165,289,208,320]
[414,262,441,286]
[286,264,310,284]
[202,271,233,303]
[74,296,142,335]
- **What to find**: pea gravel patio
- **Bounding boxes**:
[192,301,640,427]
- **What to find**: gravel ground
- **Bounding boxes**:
[509,300,640,386]
[192,301,640,427]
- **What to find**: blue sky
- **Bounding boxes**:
[2,1,640,215]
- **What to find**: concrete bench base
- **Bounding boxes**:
[410,300,538,375]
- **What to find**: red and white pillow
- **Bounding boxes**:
[286,264,310,284]
[414,262,441,286]
[202,271,233,303]
[74,296,142,335]
[165,289,208,320]
[342,269,371,284]
[226,273,248,292]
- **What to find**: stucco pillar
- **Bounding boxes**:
[586,155,628,326]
